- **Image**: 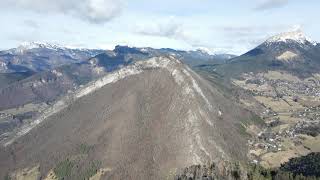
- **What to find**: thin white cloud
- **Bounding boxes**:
[135,17,205,50]
[1,0,124,23]
[136,18,184,39]
[255,0,289,10]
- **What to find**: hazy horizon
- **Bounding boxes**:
[1,0,319,55]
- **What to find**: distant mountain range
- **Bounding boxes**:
[0,30,320,179]
[0,44,235,110]
[0,43,236,88]
[0,42,105,73]
[0,42,235,74]
[1,30,318,112]
[0,42,105,88]
[206,30,320,78]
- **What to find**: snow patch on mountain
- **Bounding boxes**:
[195,47,216,55]
[17,42,65,51]
[14,42,103,53]
[51,70,63,77]
[0,62,7,69]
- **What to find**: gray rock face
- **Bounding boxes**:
[0,57,252,179]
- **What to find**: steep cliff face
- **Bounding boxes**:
[0,57,253,179]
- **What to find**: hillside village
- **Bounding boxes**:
[233,71,320,168]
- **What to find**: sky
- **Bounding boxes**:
[0,0,319,55]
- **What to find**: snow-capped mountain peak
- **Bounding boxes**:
[266,30,315,45]
[17,42,65,51]
[195,47,216,55]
